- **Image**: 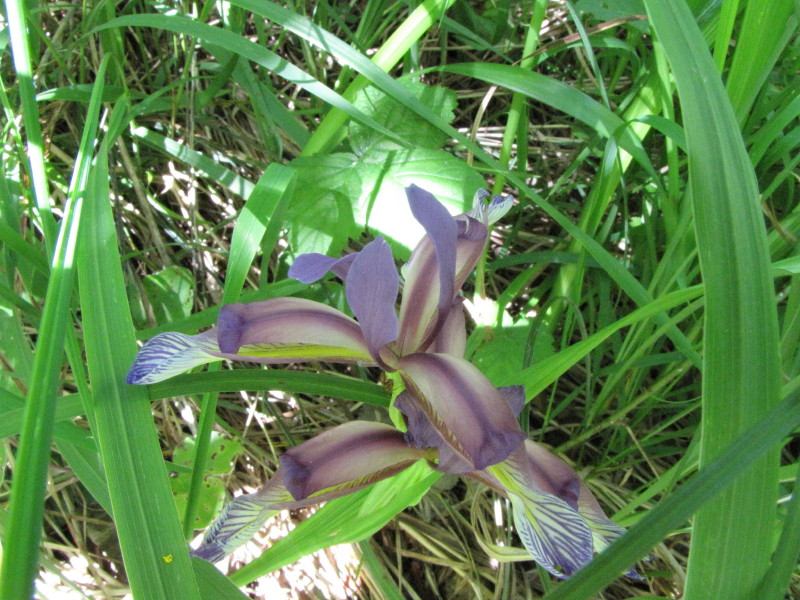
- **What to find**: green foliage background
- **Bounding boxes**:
[0,0,798,598]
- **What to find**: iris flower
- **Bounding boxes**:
[127,185,637,579]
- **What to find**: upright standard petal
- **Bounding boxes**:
[191,421,426,562]
[289,252,356,283]
[397,353,526,473]
[217,297,373,364]
[426,299,467,358]
[126,330,225,384]
[397,186,458,354]
[452,214,489,292]
[343,238,399,369]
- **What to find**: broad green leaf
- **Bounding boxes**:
[644,2,781,598]
[472,324,554,387]
[350,81,458,154]
[76,141,201,599]
[172,434,243,530]
[287,154,360,255]
[354,147,484,251]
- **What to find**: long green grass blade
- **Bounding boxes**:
[644,1,781,597]
[0,53,105,599]
[4,0,55,252]
[757,461,800,600]
[148,370,390,408]
[724,0,796,124]
[76,136,201,599]
[191,558,249,600]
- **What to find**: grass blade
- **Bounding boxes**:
[76,128,201,599]
[644,1,782,597]
[0,53,105,599]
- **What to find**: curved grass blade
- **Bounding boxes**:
[514,286,703,398]
[96,14,408,149]
[645,1,781,597]
[148,370,390,408]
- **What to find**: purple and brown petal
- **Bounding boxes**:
[217,297,373,364]
[397,352,526,473]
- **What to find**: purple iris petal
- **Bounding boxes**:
[279,421,424,501]
[498,385,526,418]
[395,390,475,473]
[427,299,467,358]
[216,297,373,363]
[509,489,594,579]
[398,352,526,473]
[289,252,357,283]
[506,441,581,510]
[453,215,489,292]
[407,185,457,318]
[344,237,399,369]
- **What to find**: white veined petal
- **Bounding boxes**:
[191,483,293,562]
[126,331,223,384]
[509,490,594,579]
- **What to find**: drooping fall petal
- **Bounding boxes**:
[217,297,373,364]
[397,352,526,473]
[507,488,594,579]
[280,420,425,500]
[191,421,425,563]
[343,238,399,369]
[489,441,640,579]
[126,330,226,385]
[190,473,293,563]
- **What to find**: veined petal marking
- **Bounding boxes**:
[508,489,594,579]
[126,330,223,385]
[191,477,293,562]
